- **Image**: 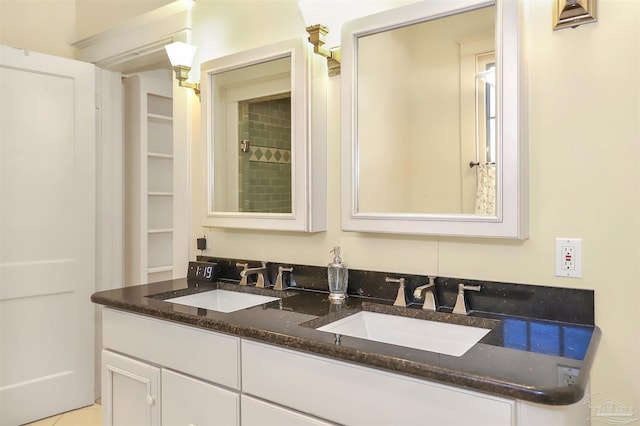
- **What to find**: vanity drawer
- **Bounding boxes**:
[102,308,240,389]
[242,340,514,426]
[241,395,335,426]
[162,369,239,426]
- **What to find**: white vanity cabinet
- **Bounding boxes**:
[101,308,589,426]
[101,308,241,426]
[241,340,514,426]
[241,340,590,426]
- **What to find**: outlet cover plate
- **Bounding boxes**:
[555,238,582,278]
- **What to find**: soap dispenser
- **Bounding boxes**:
[328,247,348,302]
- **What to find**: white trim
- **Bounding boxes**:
[73,0,191,71]
[96,69,124,292]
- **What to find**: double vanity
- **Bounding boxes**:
[93,258,600,426]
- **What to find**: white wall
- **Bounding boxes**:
[190,0,640,415]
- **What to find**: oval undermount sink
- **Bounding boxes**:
[165,289,279,313]
[316,311,492,357]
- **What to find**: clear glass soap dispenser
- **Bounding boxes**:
[328,246,348,302]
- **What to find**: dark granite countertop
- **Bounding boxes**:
[92,278,600,406]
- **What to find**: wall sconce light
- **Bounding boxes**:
[298,1,420,76]
[553,0,597,30]
[304,24,341,76]
[164,41,201,99]
[298,1,347,77]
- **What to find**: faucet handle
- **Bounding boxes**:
[236,263,250,285]
[274,266,294,290]
[386,277,407,307]
[255,271,270,288]
[453,283,481,315]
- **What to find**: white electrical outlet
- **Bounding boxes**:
[555,238,582,278]
[557,365,580,387]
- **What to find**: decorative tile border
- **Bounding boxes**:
[249,146,291,164]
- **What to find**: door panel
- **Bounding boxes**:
[0,45,96,425]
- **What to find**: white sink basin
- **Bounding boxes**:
[165,289,279,313]
[316,311,491,357]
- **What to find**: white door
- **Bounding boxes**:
[0,46,96,425]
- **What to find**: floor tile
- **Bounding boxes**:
[56,404,102,426]
[22,414,63,426]
[23,404,102,426]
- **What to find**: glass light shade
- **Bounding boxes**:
[164,42,197,68]
[297,0,422,48]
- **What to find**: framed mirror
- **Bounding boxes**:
[201,37,327,232]
[341,0,528,238]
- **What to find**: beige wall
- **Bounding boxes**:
[191,0,640,414]
[0,0,76,58]
[75,0,173,40]
[1,0,638,417]
[0,0,172,58]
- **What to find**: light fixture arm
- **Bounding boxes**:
[172,65,201,99]
[305,24,341,76]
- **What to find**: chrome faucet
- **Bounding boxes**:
[236,262,271,288]
[273,266,293,290]
[386,277,407,307]
[452,283,481,315]
[413,276,437,311]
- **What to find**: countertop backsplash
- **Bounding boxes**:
[197,256,594,326]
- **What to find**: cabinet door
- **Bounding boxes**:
[162,369,239,426]
[102,350,160,426]
[241,395,335,426]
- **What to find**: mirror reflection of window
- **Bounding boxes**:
[476,56,496,164]
[485,63,496,164]
[355,5,496,216]
[474,56,496,215]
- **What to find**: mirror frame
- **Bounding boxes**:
[201,37,327,232]
[341,0,528,239]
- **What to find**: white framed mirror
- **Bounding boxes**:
[201,37,327,232]
[341,0,528,238]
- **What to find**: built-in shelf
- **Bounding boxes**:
[147,266,174,274]
[125,75,175,286]
[148,228,174,234]
[148,113,173,122]
[148,152,174,159]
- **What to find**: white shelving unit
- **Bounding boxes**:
[124,75,175,285]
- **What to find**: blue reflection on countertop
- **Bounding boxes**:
[500,318,593,360]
